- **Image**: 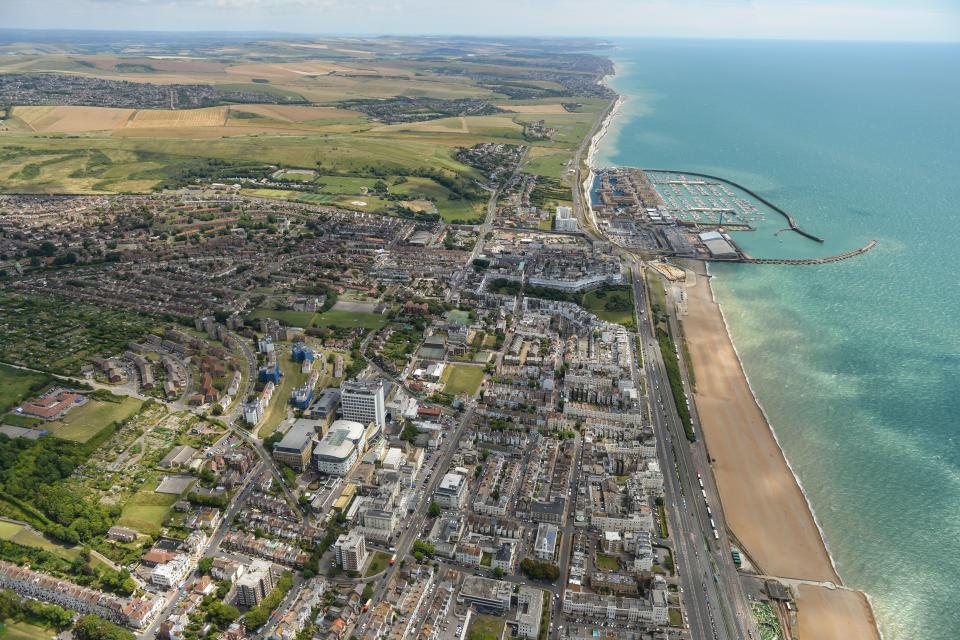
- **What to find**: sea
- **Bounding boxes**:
[595,39,960,639]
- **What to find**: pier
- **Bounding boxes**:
[645,169,826,243]
[738,240,878,265]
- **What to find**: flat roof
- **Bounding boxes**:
[275,419,318,453]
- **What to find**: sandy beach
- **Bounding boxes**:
[681,264,880,640]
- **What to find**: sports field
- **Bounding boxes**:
[314,309,388,330]
[47,397,143,443]
[441,365,485,396]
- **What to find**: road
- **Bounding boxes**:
[627,255,757,640]
[351,405,474,634]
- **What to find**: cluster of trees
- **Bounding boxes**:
[0,589,73,631]
[412,540,436,563]
[0,433,118,544]
[243,571,293,630]
[519,557,560,582]
[73,615,135,640]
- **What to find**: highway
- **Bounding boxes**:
[626,255,757,640]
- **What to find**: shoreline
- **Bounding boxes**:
[704,260,843,581]
[584,68,882,637]
[683,263,881,640]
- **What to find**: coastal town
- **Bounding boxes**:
[0,33,882,640]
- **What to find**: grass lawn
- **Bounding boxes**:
[668,608,683,627]
[258,353,309,438]
[117,487,181,535]
[467,614,505,640]
[251,307,317,328]
[0,365,50,414]
[47,396,143,443]
[595,553,621,572]
[0,520,80,562]
[363,550,392,577]
[1,413,42,429]
[0,621,57,640]
[314,309,387,330]
[580,286,636,330]
[441,365,484,396]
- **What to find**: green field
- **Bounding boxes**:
[314,309,387,329]
[117,487,182,535]
[258,352,310,438]
[1,413,42,429]
[595,553,621,571]
[251,307,318,328]
[0,365,50,414]
[47,397,143,443]
[0,520,80,562]
[0,621,57,640]
[441,365,485,396]
[364,550,392,577]
[466,614,505,640]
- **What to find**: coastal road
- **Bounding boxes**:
[629,257,758,640]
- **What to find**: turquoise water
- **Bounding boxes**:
[597,39,960,639]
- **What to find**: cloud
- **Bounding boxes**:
[4,0,959,41]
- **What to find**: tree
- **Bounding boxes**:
[493,567,505,579]
[73,615,136,640]
[198,556,214,576]
[428,501,441,518]
[206,600,240,629]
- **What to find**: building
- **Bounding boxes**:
[150,555,192,589]
[236,560,275,607]
[313,420,366,476]
[554,205,578,232]
[533,523,558,561]
[340,379,385,431]
[458,576,512,613]
[698,230,738,259]
[561,588,668,626]
[0,560,159,628]
[307,387,341,431]
[107,526,139,543]
[492,543,515,572]
[515,586,543,639]
[272,419,316,471]
[455,543,482,567]
[530,497,565,525]
[333,530,368,572]
[434,472,467,509]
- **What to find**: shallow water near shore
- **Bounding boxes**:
[596,39,960,639]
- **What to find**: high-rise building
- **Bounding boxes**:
[333,530,368,572]
[236,560,275,606]
[340,379,385,431]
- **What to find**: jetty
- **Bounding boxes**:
[738,240,877,265]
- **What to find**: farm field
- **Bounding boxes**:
[0,364,50,414]
[441,364,485,397]
[12,105,134,132]
[47,397,144,443]
[125,106,228,128]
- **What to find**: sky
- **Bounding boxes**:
[3,0,959,42]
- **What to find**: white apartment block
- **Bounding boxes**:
[340,379,386,430]
[334,530,368,572]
